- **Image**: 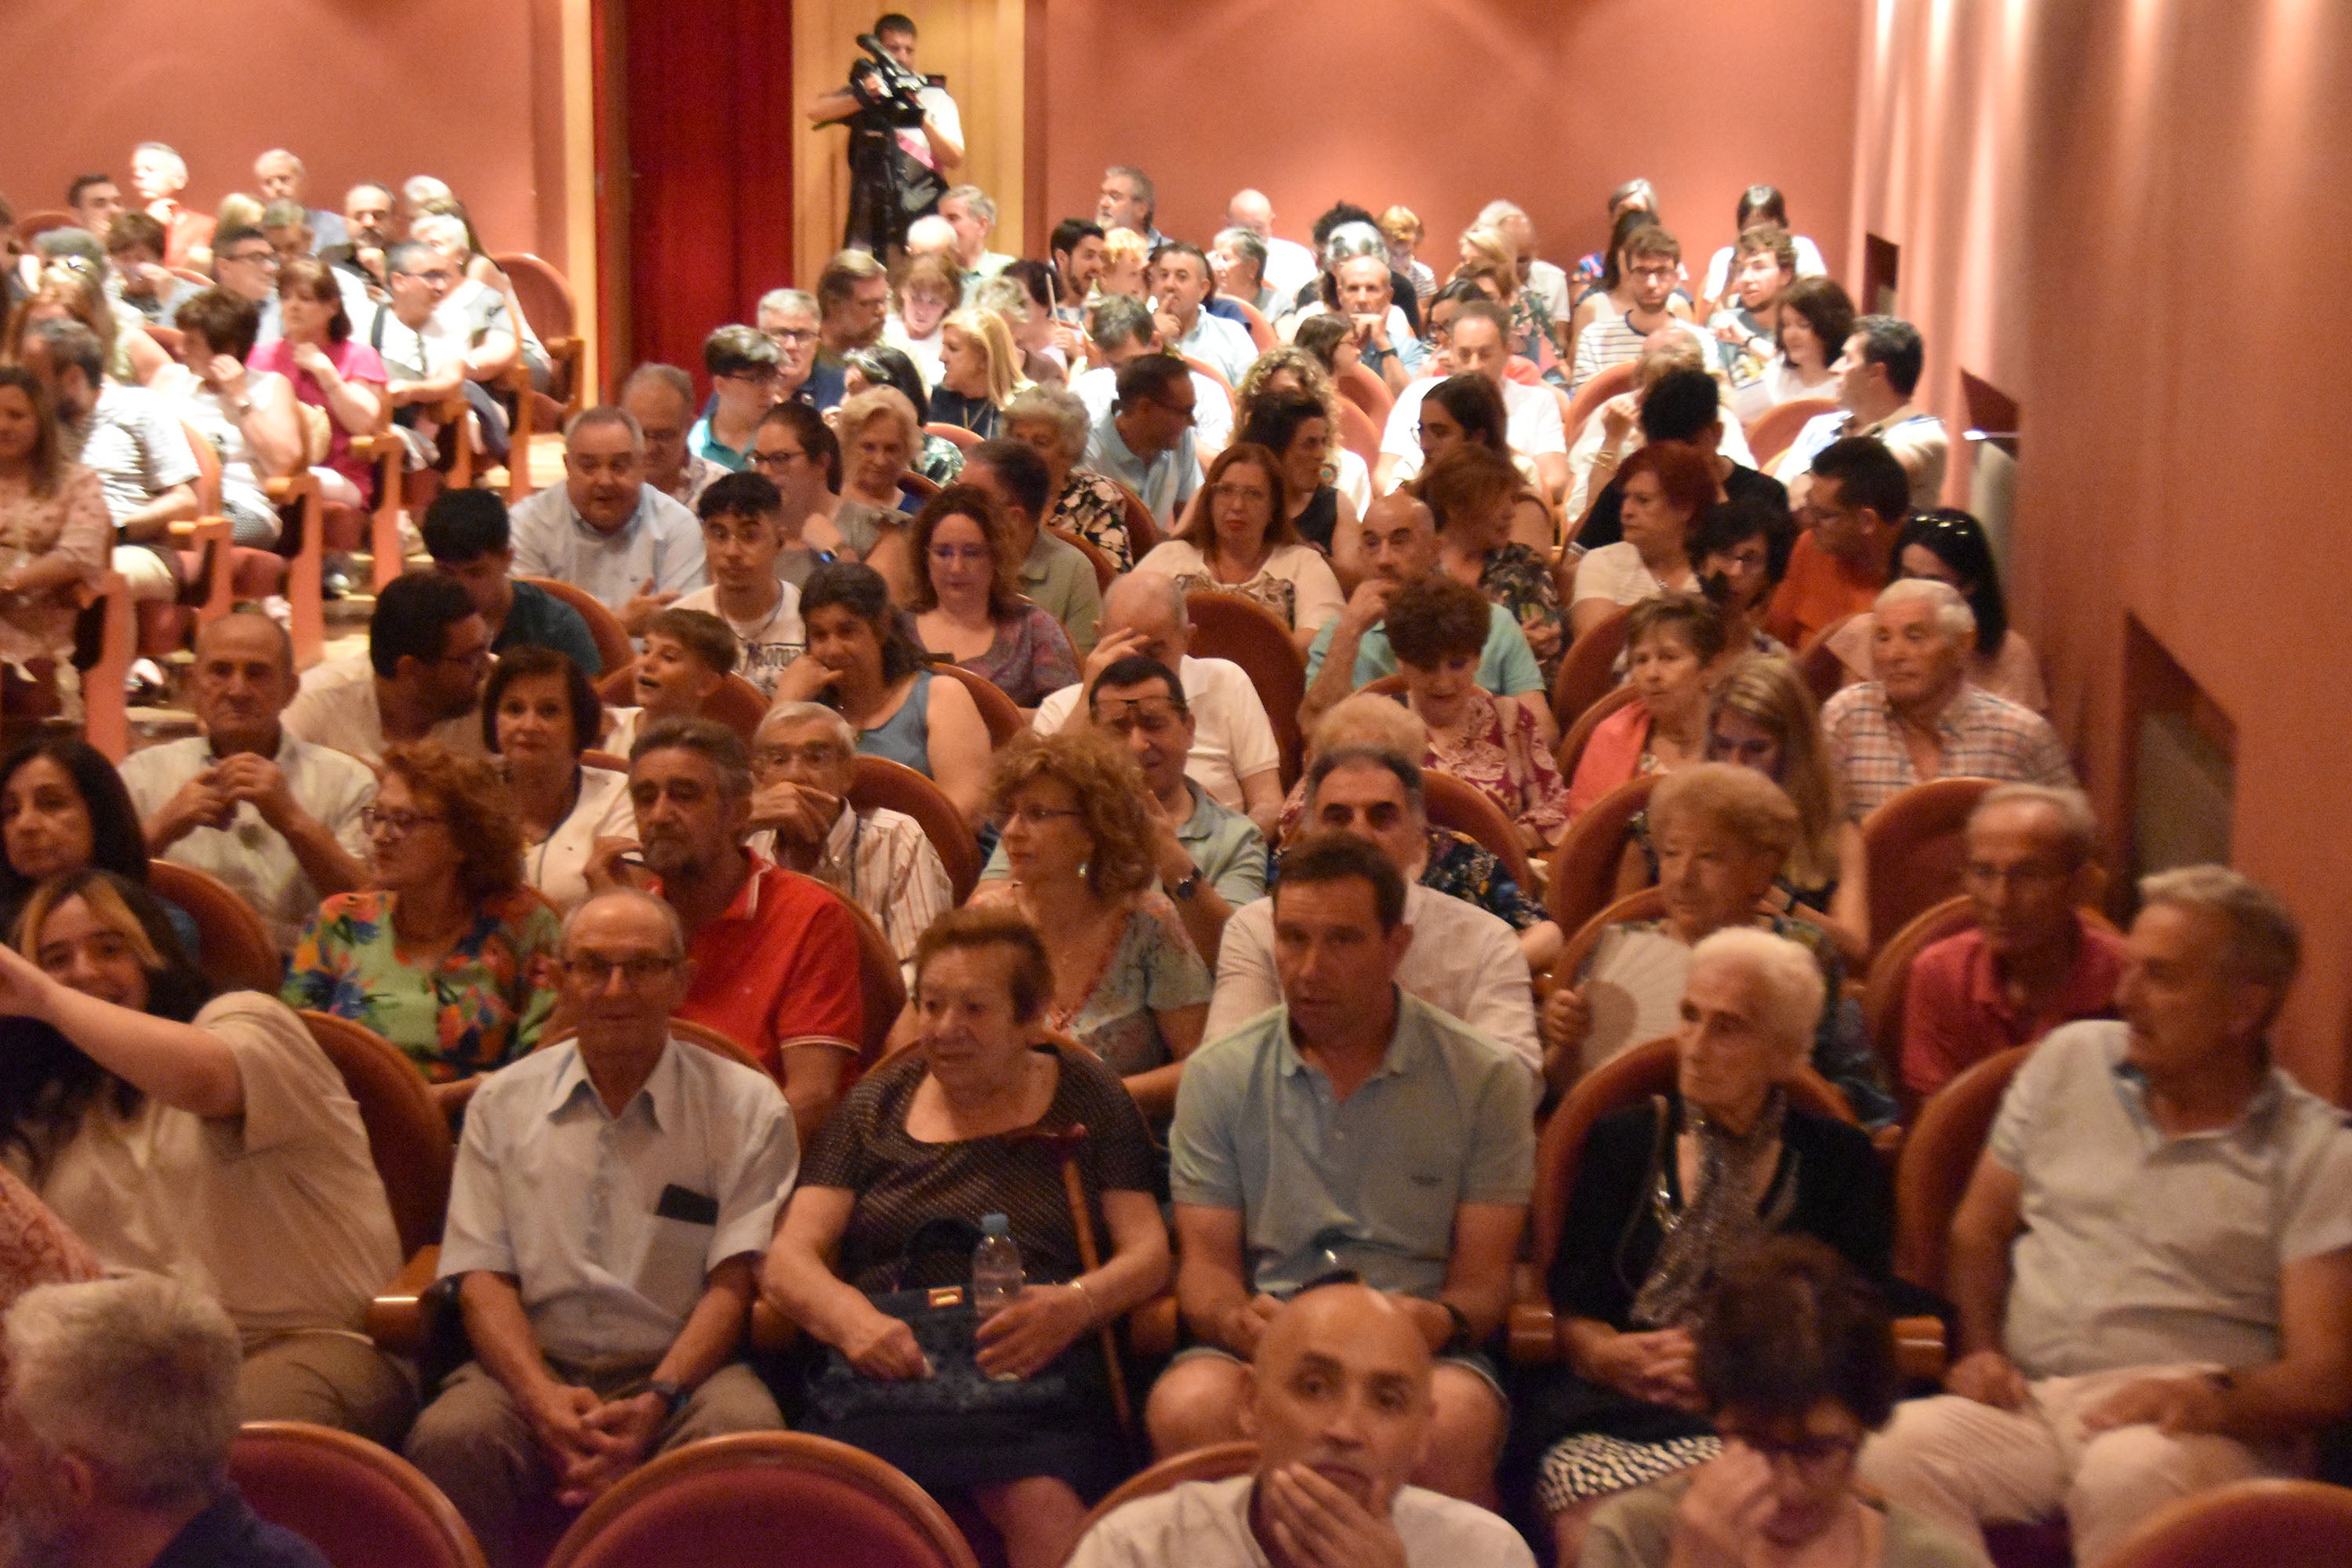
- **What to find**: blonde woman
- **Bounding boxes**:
[1455,225,1555,376]
[817,387,923,603]
[928,307,1025,440]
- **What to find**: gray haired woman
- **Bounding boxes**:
[1003,384,1134,569]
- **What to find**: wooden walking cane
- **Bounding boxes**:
[1018,1120,1137,1434]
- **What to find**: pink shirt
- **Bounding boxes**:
[1900,915,2129,1098]
[249,337,388,501]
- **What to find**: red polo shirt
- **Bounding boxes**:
[676,857,863,1075]
[1900,914,2129,1098]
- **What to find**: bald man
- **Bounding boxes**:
[1074,1283,1533,1567]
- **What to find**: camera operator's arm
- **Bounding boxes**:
[805,86,862,125]
[915,87,964,172]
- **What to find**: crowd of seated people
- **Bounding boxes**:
[0,107,2342,1568]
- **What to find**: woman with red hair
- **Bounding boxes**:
[1570,439,1712,638]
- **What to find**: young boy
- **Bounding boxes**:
[603,608,738,755]
[675,473,806,698]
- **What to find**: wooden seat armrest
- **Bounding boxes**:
[347,432,402,463]
[263,472,321,504]
[167,516,231,546]
[496,363,532,394]
[1893,1315,1946,1383]
[365,1247,443,1352]
[543,336,582,361]
[1128,1294,1180,1359]
[1508,1302,1561,1365]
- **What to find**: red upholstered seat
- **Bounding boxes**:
[230,1421,485,1568]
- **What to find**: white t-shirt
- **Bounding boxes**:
[884,317,945,387]
[1073,364,1234,455]
[1378,375,1566,486]
[1029,654,1279,812]
[281,656,485,767]
[896,82,962,169]
[1573,540,1691,607]
[1259,236,1321,303]
[525,764,640,916]
[673,583,805,698]
[1136,539,1345,641]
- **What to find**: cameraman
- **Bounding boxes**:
[804,12,964,177]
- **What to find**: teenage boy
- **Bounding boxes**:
[676,474,807,697]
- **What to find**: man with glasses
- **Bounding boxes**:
[1071,294,1235,460]
[509,405,708,633]
[1374,303,1566,498]
[589,718,863,1147]
[284,570,491,765]
[688,325,783,473]
[369,238,511,466]
[620,361,716,507]
[1083,354,1202,528]
[406,885,795,1565]
[1568,225,1713,396]
[744,701,949,982]
[208,222,285,346]
[754,288,845,412]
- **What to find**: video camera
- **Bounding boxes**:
[847,33,931,125]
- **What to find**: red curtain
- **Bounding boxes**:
[621,0,797,398]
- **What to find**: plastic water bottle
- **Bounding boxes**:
[972,1213,1024,1319]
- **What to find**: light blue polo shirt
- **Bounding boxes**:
[1305,599,1544,696]
[1082,406,1200,526]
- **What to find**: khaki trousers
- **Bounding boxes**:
[239,1330,418,1450]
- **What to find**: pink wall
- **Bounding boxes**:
[1856,0,2352,1093]
[1033,0,1861,292]
[0,0,570,270]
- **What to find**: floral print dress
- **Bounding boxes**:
[282,887,563,1083]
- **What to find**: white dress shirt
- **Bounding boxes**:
[1029,654,1279,813]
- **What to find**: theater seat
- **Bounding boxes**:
[1861,777,2000,960]
[1551,605,1630,733]
[543,1432,979,1568]
[521,576,633,675]
[230,1420,486,1568]
[2100,1480,2352,1568]
[850,754,981,905]
[299,1011,453,1258]
[1182,590,1305,788]
[1744,396,1837,470]
[1544,772,1660,938]
[148,859,281,996]
[1076,1442,1259,1537]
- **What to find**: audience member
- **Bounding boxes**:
[1236,376,1361,549]
[660,474,807,695]
[1454,225,1555,379]
[254,148,348,249]
[1564,330,1746,524]
[1225,188,1320,299]
[1035,572,1283,836]
[1385,371,1548,565]
[1697,185,1830,301]
[600,606,735,757]
[406,887,793,1567]
[1527,932,1891,1559]
[1542,764,1891,1119]
[883,248,960,384]
[1071,293,1236,458]
[1149,242,1256,387]
[284,570,488,764]
[1763,435,1908,650]
[937,183,1012,284]
[423,488,604,674]
[102,210,194,326]
[815,249,891,362]
[905,485,1078,709]
[129,143,212,270]
[1566,594,1726,818]
[201,225,285,348]
[842,341,965,485]
[1705,225,1798,423]
[825,387,924,597]
[1690,495,1797,656]
[0,367,109,720]
[1824,508,2048,711]
[1570,193,1664,303]
[688,327,782,474]
[1581,1240,1977,1568]
[1075,1281,1535,1568]
[1141,443,1344,654]
[765,906,1167,1568]
[1209,227,1275,318]
[1385,574,1571,851]
[1578,366,1790,555]
[0,868,408,1441]
[1773,314,1947,510]
[962,436,1102,654]
[1380,204,1439,307]
[930,307,1027,441]
[258,201,316,269]
[9,256,165,387]
[65,173,125,242]
[1097,165,1167,249]
[0,735,201,960]
[1048,217,1109,316]
[283,741,561,1105]
[744,400,842,586]
[368,239,506,470]
[1900,783,2125,1100]
[1480,199,1572,343]
[507,405,707,633]
[1571,441,1710,637]
[1376,303,1567,496]
[1761,274,1855,410]
[1570,224,1713,395]
[1210,742,1541,1080]
[319,180,397,287]
[1084,353,1203,528]
[756,286,846,411]
[1002,383,1135,569]
[123,612,372,954]
[1418,442,1565,678]
[1858,866,2351,1563]
[0,1275,335,1568]
[596,718,862,1139]
[1820,579,2076,818]
[481,645,636,916]
[1153,833,1534,1504]
[405,212,528,393]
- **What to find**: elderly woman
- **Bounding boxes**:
[842,345,964,488]
[0,369,109,723]
[1385,575,1570,851]
[482,646,635,916]
[282,742,562,1112]
[884,249,961,387]
[1824,509,2047,713]
[158,289,302,546]
[1232,345,1373,514]
[968,731,1209,1118]
[1138,443,1342,654]
[1526,932,1893,1562]
[763,907,1171,1568]
[906,485,1078,711]
[823,387,925,602]
[0,867,409,1441]
[0,736,198,956]
[1235,388,1355,556]
[249,257,387,508]
[1573,441,1710,637]
[1419,443,1565,680]
[2,262,170,387]
[1566,595,1726,818]
[1003,384,1134,570]
[929,308,1025,441]
[774,561,993,830]
[1541,764,1889,1119]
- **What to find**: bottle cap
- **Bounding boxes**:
[981,1213,1010,1236]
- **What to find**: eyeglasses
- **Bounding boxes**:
[1715,1427,1860,1475]
[1092,698,1185,736]
[753,742,847,771]
[928,543,992,564]
[722,367,781,386]
[751,446,807,469]
[765,327,818,345]
[561,954,680,985]
[220,249,278,267]
[1207,482,1271,506]
[360,807,445,837]
[1143,396,1196,426]
[991,803,1087,831]
[1628,263,1679,282]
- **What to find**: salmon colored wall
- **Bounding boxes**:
[1856,0,2352,1094]
[1031,0,1861,291]
[0,0,572,270]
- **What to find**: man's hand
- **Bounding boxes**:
[582,836,649,895]
[620,578,678,637]
[1138,786,1196,889]
[556,1391,666,1506]
[1077,625,1149,692]
[1258,1464,1410,1568]
[1152,310,1185,348]
[2080,1374,2228,1436]
[1599,392,1639,445]
[1349,313,1393,353]
[1337,577,1396,638]
[210,753,299,830]
[1538,982,1592,1055]
[1218,1294,1284,1358]
[151,769,236,848]
[747,780,838,849]
[844,1309,930,1381]
[1672,1442,1780,1568]
[1945,1348,2030,1410]
[1586,1327,1700,1410]
[974,1283,1095,1380]
[524,1382,607,1494]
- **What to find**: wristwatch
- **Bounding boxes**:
[645,1378,685,1417]
[1169,869,1203,902]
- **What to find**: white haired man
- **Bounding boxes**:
[938,184,1013,287]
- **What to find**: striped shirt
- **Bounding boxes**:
[1822,682,2076,819]
[1568,305,1715,394]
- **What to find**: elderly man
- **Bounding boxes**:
[1083,354,1203,527]
[422,489,602,673]
[319,180,399,288]
[1208,228,1275,318]
[1821,579,2075,819]
[1374,303,1566,497]
[746,700,951,982]
[129,140,212,269]
[1225,188,1320,302]
[1326,252,1426,393]
[123,612,373,953]
[1151,833,1534,1505]
[408,212,527,387]
[1301,493,1550,742]
[1071,296,1235,456]
[1077,1283,1534,1568]
[756,287,846,411]
[508,406,707,633]
[1774,314,1948,510]
[366,239,507,466]
[938,184,1013,285]
[1764,436,1909,649]
[1,1276,333,1568]
[1149,242,1257,388]
[617,361,716,508]
[1098,165,1168,250]
[284,571,489,764]
[254,148,349,250]
[592,718,862,1145]
[963,436,1100,654]
[208,223,284,345]
[405,888,794,1567]
[1859,866,2352,1564]
[815,249,891,361]
[1900,785,2129,1101]
[1036,571,1283,837]
[1207,749,1541,1082]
